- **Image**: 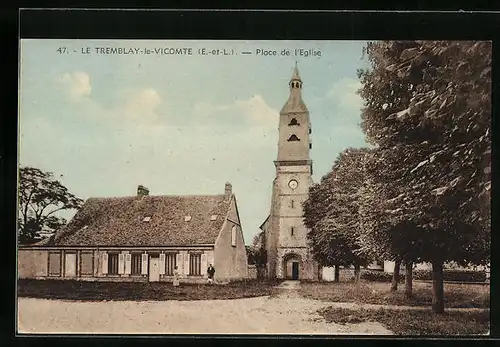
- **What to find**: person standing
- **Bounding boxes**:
[207,264,215,284]
[173,266,180,287]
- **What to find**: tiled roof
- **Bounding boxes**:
[49,194,231,246]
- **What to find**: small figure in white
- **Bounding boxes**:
[207,264,216,285]
[173,266,180,287]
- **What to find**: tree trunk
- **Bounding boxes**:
[354,264,361,286]
[334,264,340,283]
[391,258,402,292]
[405,260,413,298]
[432,260,445,314]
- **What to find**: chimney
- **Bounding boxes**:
[224,182,232,202]
[137,185,149,197]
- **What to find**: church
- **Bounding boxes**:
[260,65,320,281]
[259,66,452,280]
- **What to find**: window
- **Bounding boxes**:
[287,134,300,142]
[131,253,142,275]
[108,253,119,275]
[189,253,202,276]
[309,128,311,134]
[48,252,61,276]
[309,143,312,149]
[184,215,192,222]
[80,252,93,275]
[291,200,294,208]
[165,253,177,275]
[231,226,237,247]
[291,227,295,236]
[288,118,299,126]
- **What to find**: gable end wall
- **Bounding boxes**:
[213,196,248,282]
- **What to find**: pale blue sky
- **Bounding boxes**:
[19,39,370,244]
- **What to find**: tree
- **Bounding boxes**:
[18,167,83,244]
[357,41,491,313]
[358,150,422,297]
[303,148,372,284]
[247,232,267,272]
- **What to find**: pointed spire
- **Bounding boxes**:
[281,63,308,114]
[291,61,301,82]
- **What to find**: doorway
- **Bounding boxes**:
[292,262,299,280]
[285,255,300,280]
[149,256,160,282]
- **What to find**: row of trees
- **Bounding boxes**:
[303,41,491,313]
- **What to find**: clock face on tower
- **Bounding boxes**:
[288,179,298,190]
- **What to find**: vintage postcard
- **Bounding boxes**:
[17,38,491,335]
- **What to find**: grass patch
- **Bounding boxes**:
[299,280,489,309]
[17,279,282,301]
[317,306,490,335]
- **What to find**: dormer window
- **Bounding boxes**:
[210,215,218,221]
[288,118,300,126]
[184,215,192,222]
[143,216,151,222]
[287,134,300,142]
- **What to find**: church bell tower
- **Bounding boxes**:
[264,64,319,280]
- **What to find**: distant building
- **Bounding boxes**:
[18,183,249,283]
[260,64,320,280]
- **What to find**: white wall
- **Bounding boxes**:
[321,266,336,281]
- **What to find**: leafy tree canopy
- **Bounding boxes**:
[18,167,83,245]
[357,41,490,266]
[303,147,372,268]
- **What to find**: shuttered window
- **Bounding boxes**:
[189,253,202,276]
[48,252,61,276]
[131,254,142,275]
[108,253,119,275]
[80,252,93,275]
[165,253,177,275]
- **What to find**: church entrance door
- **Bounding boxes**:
[285,255,300,280]
[292,262,299,280]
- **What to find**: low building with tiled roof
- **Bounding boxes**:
[18,182,249,283]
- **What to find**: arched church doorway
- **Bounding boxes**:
[283,253,301,280]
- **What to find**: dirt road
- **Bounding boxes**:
[17,281,392,335]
